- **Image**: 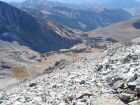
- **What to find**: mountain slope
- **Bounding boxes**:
[20,5,132,32]
[2,44,140,104]
[88,17,140,43]
[124,8,140,17]
[0,1,82,53]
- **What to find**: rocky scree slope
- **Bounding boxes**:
[20,6,132,31]
[1,44,140,104]
[0,1,82,53]
[0,40,45,89]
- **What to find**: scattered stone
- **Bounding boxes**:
[127,73,137,82]
[15,101,22,105]
[128,81,138,86]
[80,80,86,85]
[29,83,37,87]
[128,100,140,105]
[118,93,131,101]
[52,84,57,88]
[106,76,122,86]
[0,101,3,104]
[1,45,140,105]
[59,102,67,105]
[112,80,124,90]
[136,86,140,94]
[76,102,86,105]
[102,69,111,75]
[34,97,42,102]
[76,91,92,99]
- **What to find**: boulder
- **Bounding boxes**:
[136,86,140,94]
[15,101,22,105]
[59,102,67,105]
[118,93,131,101]
[29,83,37,87]
[102,69,111,75]
[76,102,86,105]
[112,80,124,90]
[106,76,122,86]
[76,91,92,99]
[80,80,86,85]
[128,100,140,105]
[131,55,138,61]
[34,97,42,102]
[127,73,137,82]
[128,81,138,86]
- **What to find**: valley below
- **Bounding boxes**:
[1,0,140,105]
[0,42,104,90]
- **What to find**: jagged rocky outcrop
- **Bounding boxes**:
[1,44,140,104]
[0,1,82,53]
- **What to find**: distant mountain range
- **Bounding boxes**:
[9,0,140,9]
[20,5,132,31]
[0,1,82,53]
[55,0,140,8]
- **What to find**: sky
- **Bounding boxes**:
[1,0,140,3]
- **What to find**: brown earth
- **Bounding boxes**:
[40,48,102,69]
[11,66,29,80]
[87,17,140,43]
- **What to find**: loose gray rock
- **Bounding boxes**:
[136,86,140,94]
[128,81,138,86]
[80,80,86,85]
[118,93,131,101]
[112,80,124,90]
[128,100,140,105]
[76,91,92,99]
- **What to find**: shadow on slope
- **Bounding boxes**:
[0,32,82,53]
[133,20,140,29]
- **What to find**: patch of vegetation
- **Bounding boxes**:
[11,66,29,80]
[106,38,118,43]
[133,20,140,29]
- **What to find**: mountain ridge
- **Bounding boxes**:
[19,5,132,31]
[42,0,140,8]
[0,1,82,53]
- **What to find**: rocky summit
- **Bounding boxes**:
[1,44,140,105]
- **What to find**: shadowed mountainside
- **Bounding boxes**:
[0,1,82,53]
[19,5,132,32]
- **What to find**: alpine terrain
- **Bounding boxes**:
[0,0,140,105]
[0,1,82,53]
